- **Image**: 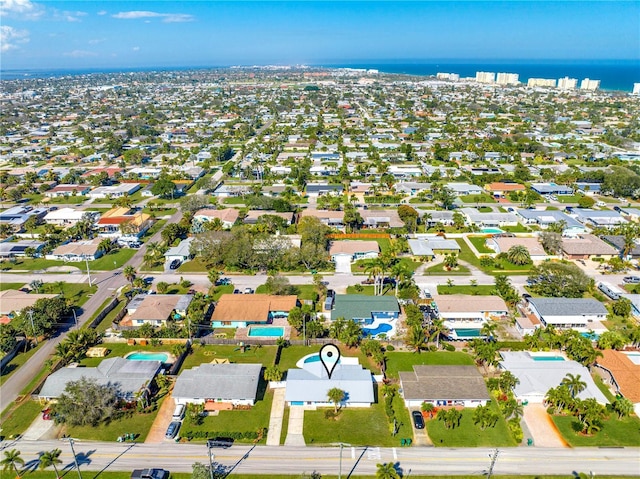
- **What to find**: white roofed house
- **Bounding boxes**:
[434,295,508,340]
[119,294,194,329]
[460,208,519,228]
[46,238,105,261]
[192,208,239,231]
[164,237,194,263]
[572,208,627,229]
[446,183,485,196]
[408,237,460,260]
[43,208,99,227]
[88,183,141,199]
[524,297,608,333]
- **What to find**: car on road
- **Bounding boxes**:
[215,278,231,286]
[131,469,169,479]
[165,421,181,440]
[233,289,241,294]
[412,410,425,429]
[244,287,254,294]
[207,437,234,448]
[623,276,640,284]
[169,259,181,270]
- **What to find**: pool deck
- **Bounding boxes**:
[235,318,291,341]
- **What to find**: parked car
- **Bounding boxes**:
[169,259,181,270]
[215,278,231,286]
[165,421,181,440]
[244,287,254,294]
[233,289,241,294]
[131,469,169,479]
[623,276,640,284]
[172,404,185,421]
[412,410,425,429]
[207,437,234,448]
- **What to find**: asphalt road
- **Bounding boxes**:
[2,440,639,476]
[0,211,183,413]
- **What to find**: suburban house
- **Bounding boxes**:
[330,295,400,337]
[561,234,618,260]
[408,237,460,259]
[0,240,45,258]
[434,295,508,339]
[420,210,454,228]
[530,183,573,196]
[460,208,519,228]
[44,184,91,198]
[516,209,587,236]
[242,210,295,225]
[285,356,374,407]
[172,363,262,409]
[211,294,298,328]
[38,357,162,402]
[298,209,345,229]
[46,238,104,261]
[305,183,343,197]
[572,208,627,228]
[399,365,491,408]
[394,182,431,197]
[360,209,404,229]
[446,182,485,196]
[499,351,608,404]
[601,235,640,259]
[524,297,608,331]
[192,208,240,230]
[486,236,547,260]
[0,289,58,315]
[484,182,525,198]
[121,294,194,328]
[329,240,379,263]
[96,207,153,238]
[164,237,194,263]
[595,350,640,415]
[44,208,98,227]
[88,183,141,199]
[0,206,48,232]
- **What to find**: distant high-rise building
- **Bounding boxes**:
[633,83,640,95]
[557,76,578,90]
[436,72,460,81]
[496,72,519,85]
[475,71,496,84]
[580,78,601,91]
[527,78,556,88]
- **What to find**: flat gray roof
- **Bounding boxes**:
[528,297,607,316]
[173,363,262,401]
[399,365,490,401]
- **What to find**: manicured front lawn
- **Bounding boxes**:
[177,257,208,272]
[0,399,43,439]
[91,248,137,270]
[555,194,583,204]
[385,351,474,379]
[423,263,470,275]
[551,414,640,447]
[426,401,517,447]
[181,388,273,443]
[303,396,412,447]
[64,394,168,442]
[0,282,26,291]
[437,285,496,295]
[140,219,167,242]
[0,257,66,271]
[41,283,98,307]
[181,344,278,371]
[346,284,396,296]
[459,194,496,204]
[502,224,531,233]
[255,283,318,301]
[468,236,493,254]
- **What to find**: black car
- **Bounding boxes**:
[165,421,181,439]
[412,410,425,429]
[169,259,181,270]
[207,437,234,448]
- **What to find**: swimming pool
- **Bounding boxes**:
[581,332,600,340]
[451,328,482,338]
[304,353,341,364]
[248,326,285,337]
[125,352,169,362]
[481,228,503,234]
[532,356,565,361]
[362,323,392,337]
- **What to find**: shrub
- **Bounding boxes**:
[442,343,455,352]
[385,345,395,351]
[508,418,524,443]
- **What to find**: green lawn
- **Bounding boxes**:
[0,342,44,386]
[385,351,474,379]
[303,394,412,447]
[0,282,26,291]
[425,401,517,447]
[79,342,174,367]
[0,399,43,439]
[223,197,247,204]
[346,284,396,296]
[277,344,381,374]
[65,394,168,442]
[46,194,87,204]
[255,283,318,301]
[552,414,640,447]
[437,285,496,295]
[177,257,208,272]
[91,248,137,270]
[423,263,470,275]
[0,257,66,271]
[140,219,167,242]
[592,374,616,402]
[555,194,583,204]
[182,344,278,371]
[455,238,482,267]
[94,300,127,332]
[468,236,493,253]
[181,387,273,443]
[210,284,234,300]
[502,224,531,233]
[459,194,496,204]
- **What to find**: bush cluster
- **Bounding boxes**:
[184,429,266,441]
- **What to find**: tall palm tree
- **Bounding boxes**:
[39,448,62,478]
[376,463,400,479]
[506,245,531,265]
[1,449,25,478]
[480,321,499,341]
[364,259,384,296]
[327,387,345,413]
[123,265,136,285]
[404,324,426,353]
[561,373,587,399]
[429,318,449,349]
[390,261,411,296]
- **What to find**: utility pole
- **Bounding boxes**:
[28,309,37,345]
[84,254,92,287]
[72,308,78,328]
[487,449,499,479]
[65,438,83,479]
[207,441,215,479]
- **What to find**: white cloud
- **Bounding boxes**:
[132,46,140,51]
[0,25,29,52]
[88,37,106,45]
[63,49,97,58]
[58,10,87,22]
[112,10,193,23]
[97,10,107,16]
[0,0,44,19]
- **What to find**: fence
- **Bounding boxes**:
[0,338,26,371]
[86,297,120,329]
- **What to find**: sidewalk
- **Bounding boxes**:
[265,388,286,446]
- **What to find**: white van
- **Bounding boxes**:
[172,404,185,421]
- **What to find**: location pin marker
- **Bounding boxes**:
[319,344,341,379]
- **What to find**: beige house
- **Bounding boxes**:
[486,236,547,260]
[193,208,239,229]
[0,290,58,315]
[562,234,618,260]
[46,238,104,261]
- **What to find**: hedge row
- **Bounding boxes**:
[183,430,263,440]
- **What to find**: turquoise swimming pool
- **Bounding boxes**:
[125,352,169,362]
[452,328,482,338]
[248,326,285,337]
[362,323,392,337]
[532,356,565,361]
[482,228,503,234]
[304,353,341,365]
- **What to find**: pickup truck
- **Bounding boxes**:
[131,469,169,479]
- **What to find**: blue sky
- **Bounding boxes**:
[1,1,638,70]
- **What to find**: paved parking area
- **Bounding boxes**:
[146,394,176,443]
[284,406,306,446]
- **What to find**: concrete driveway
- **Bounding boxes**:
[522,403,568,448]
[145,394,176,443]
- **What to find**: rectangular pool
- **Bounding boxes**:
[531,356,565,361]
[452,328,482,338]
[248,326,284,337]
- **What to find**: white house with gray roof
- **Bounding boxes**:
[516,209,587,236]
[172,363,262,407]
[571,208,627,228]
[38,357,161,402]
[525,297,608,332]
[460,207,519,227]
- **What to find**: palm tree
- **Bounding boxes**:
[39,448,62,478]
[123,265,136,285]
[390,261,411,296]
[376,462,400,479]
[364,259,384,296]
[99,238,114,254]
[327,387,345,413]
[1,449,25,478]
[404,324,426,353]
[480,321,498,341]
[561,373,587,399]
[429,318,449,349]
[611,397,634,419]
[443,253,458,270]
[506,245,531,265]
